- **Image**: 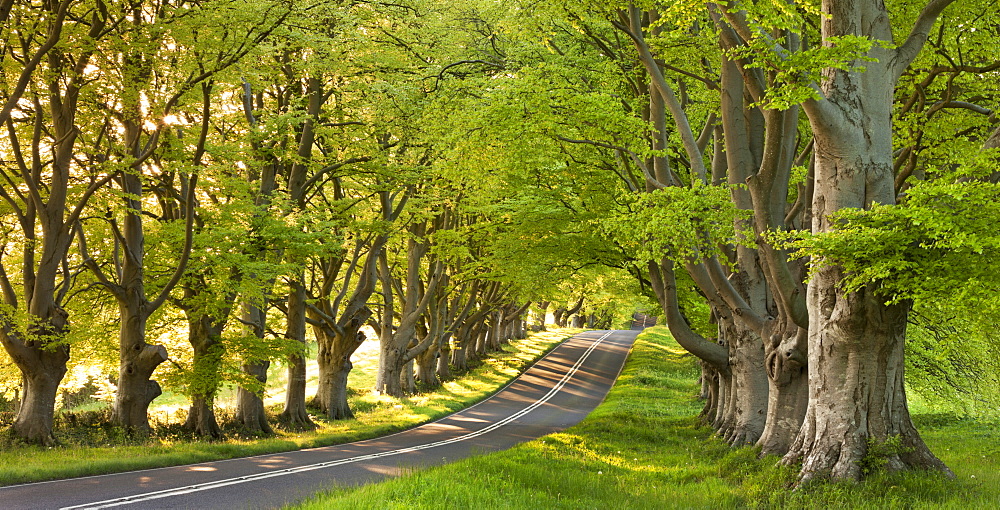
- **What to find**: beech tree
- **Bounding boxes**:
[506,0,967,482]
[77,0,290,435]
[0,0,117,444]
[305,191,396,418]
[747,0,954,481]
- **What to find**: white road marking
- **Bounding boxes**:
[61,331,615,510]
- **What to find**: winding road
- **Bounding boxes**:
[0,329,637,509]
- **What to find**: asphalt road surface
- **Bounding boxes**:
[0,329,638,510]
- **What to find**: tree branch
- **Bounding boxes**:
[149,173,198,312]
[557,136,667,189]
[0,0,72,127]
[615,5,708,183]
[76,220,124,300]
[652,258,730,373]
[893,0,960,80]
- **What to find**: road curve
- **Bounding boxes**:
[0,329,637,510]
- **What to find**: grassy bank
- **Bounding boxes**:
[290,326,999,509]
[0,329,578,487]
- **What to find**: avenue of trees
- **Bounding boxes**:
[2,0,999,486]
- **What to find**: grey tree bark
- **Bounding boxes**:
[236,303,273,434]
[374,221,444,397]
[308,234,383,419]
[0,4,110,443]
[178,271,238,439]
[779,0,957,482]
[278,279,314,429]
[85,140,199,435]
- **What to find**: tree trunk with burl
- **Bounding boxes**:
[780,0,956,482]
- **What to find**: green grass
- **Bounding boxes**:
[288,326,1000,509]
[0,328,578,486]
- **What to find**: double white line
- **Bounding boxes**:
[62,331,614,510]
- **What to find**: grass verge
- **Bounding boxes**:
[288,326,1000,509]
[0,329,578,487]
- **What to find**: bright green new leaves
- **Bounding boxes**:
[906,304,1000,417]
[605,183,751,265]
[730,35,882,110]
[790,179,1000,305]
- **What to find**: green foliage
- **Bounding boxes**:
[859,435,911,476]
[787,179,1000,304]
[0,0,995,491]
[604,183,751,265]
[905,307,1000,417]
[675,270,713,338]
[730,35,882,110]
[0,305,69,351]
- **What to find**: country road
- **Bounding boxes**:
[0,330,637,510]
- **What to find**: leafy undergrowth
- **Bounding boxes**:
[0,329,578,487]
[290,326,1000,509]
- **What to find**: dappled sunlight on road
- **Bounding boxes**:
[252,456,295,468]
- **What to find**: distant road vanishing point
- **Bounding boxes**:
[0,329,637,510]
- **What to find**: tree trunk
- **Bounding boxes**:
[487,315,502,351]
[12,359,66,446]
[713,367,734,433]
[699,363,721,425]
[715,31,811,460]
[279,280,314,429]
[235,361,273,433]
[373,223,441,398]
[234,303,273,433]
[313,344,354,420]
[280,354,312,428]
[415,342,440,388]
[113,300,166,434]
[437,334,453,380]
[0,4,94,446]
[319,358,353,420]
[720,316,768,446]
[698,367,710,400]
[2,306,71,446]
[313,328,365,420]
[757,322,808,456]
[789,4,953,475]
[498,317,510,344]
[400,358,416,394]
[450,338,468,371]
[465,323,481,363]
[553,308,566,327]
[785,277,948,481]
[534,301,549,331]
[106,163,178,435]
[450,317,474,371]
[473,322,489,358]
[514,315,527,339]
[377,342,405,397]
[184,320,225,438]
[185,395,222,439]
